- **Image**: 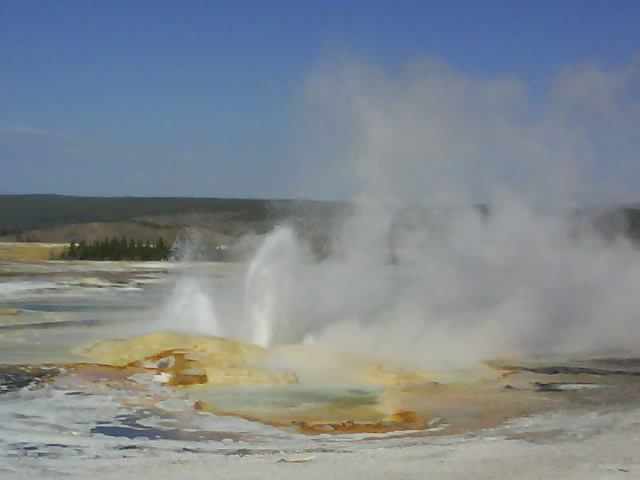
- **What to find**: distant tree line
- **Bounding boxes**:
[0,225,41,241]
[60,237,171,261]
[0,194,296,229]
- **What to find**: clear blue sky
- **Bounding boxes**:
[1,0,638,199]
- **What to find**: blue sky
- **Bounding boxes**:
[1,1,638,199]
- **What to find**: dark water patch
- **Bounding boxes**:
[0,365,63,393]
[0,270,168,279]
[116,445,145,451]
[522,376,640,410]
[91,413,247,443]
[16,303,147,313]
[583,357,640,370]
[0,318,107,331]
[534,382,607,392]
[509,364,640,377]
[7,442,84,458]
[92,425,154,440]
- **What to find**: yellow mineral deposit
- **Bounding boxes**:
[58,331,558,435]
[72,331,300,388]
[71,330,267,368]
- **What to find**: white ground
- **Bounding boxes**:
[2,261,640,479]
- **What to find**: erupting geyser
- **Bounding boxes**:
[152,228,223,336]
[244,226,300,347]
[158,276,222,336]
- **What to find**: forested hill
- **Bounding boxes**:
[0,194,347,232]
[3,194,640,247]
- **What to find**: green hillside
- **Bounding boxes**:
[0,194,348,232]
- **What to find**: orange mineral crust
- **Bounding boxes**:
[1,331,565,436]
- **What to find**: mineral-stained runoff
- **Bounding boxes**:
[1,261,639,442]
[0,330,569,436]
[2,262,640,480]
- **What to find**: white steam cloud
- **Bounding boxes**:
[257,55,640,368]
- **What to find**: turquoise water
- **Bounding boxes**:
[189,384,381,412]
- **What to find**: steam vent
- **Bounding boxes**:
[0,330,560,435]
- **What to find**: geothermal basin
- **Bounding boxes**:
[2,253,640,478]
